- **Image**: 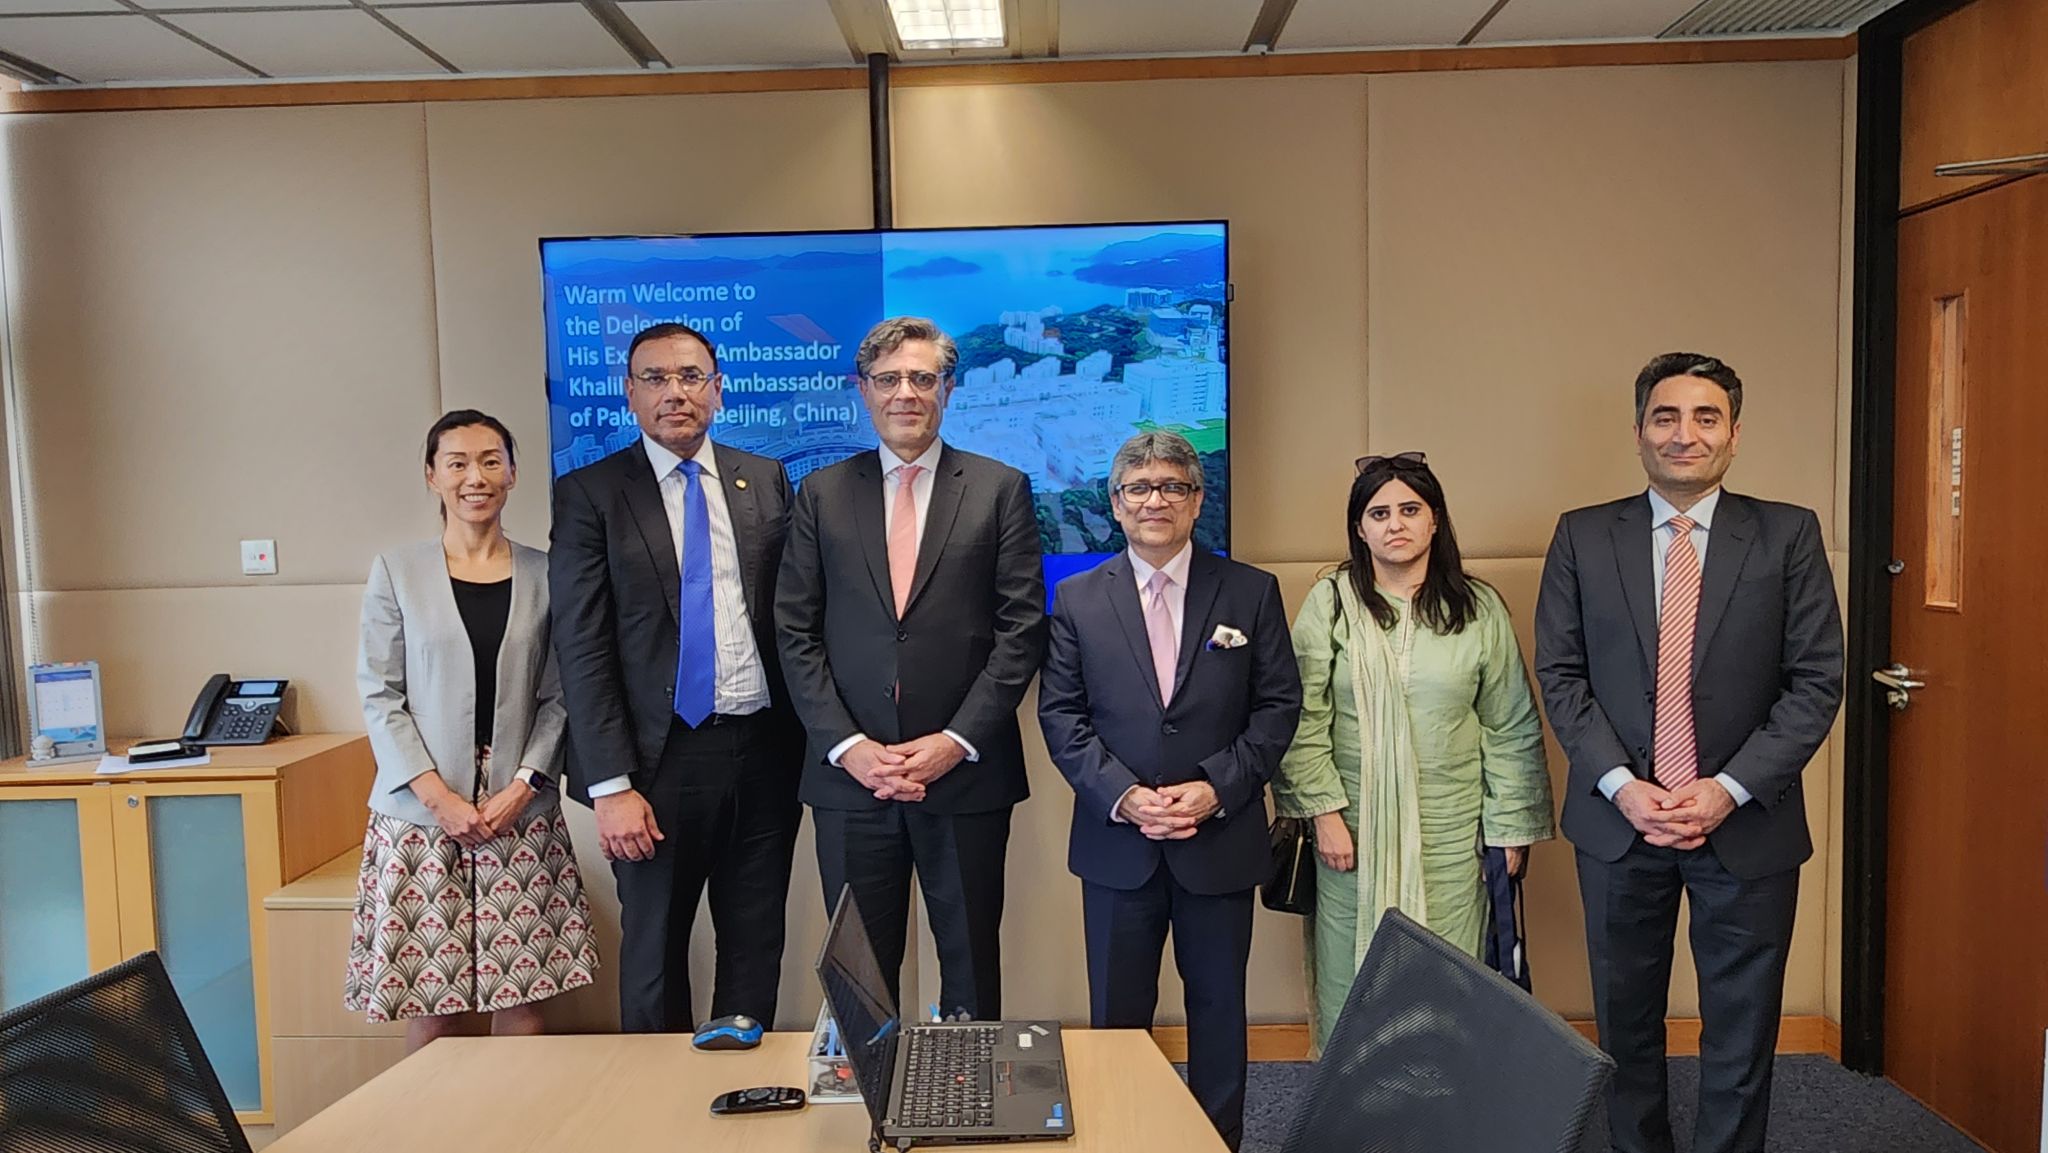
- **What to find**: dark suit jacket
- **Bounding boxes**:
[1533,490,1843,879]
[774,443,1047,814]
[1038,551,1303,895]
[548,439,797,805]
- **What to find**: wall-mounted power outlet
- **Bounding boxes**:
[241,539,278,576]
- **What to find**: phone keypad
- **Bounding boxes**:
[212,701,277,743]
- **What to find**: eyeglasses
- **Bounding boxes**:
[1112,481,1200,504]
[632,368,718,393]
[863,370,947,393]
[1354,450,1428,474]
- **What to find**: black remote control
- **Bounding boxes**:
[710,1086,808,1116]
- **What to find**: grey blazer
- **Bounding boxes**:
[357,538,567,827]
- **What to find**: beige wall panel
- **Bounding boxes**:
[890,77,1371,565]
[421,91,873,548]
[30,585,362,737]
[0,104,441,590]
[1366,62,1846,558]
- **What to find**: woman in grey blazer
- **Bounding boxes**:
[344,410,599,1051]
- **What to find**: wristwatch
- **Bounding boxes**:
[515,767,554,791]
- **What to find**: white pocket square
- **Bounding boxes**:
[1207,624,1248,650]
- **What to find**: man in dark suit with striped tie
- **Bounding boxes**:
[1534,353,1843,1153]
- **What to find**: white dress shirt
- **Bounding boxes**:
[588,435,771,799]
[824,441,978,769]
[1109,541,1194,823]
[1597,487,1753,808]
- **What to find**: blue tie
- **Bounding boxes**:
[673,459,716,727]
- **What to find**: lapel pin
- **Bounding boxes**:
[734,478,748,490]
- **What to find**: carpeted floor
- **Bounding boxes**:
[1215,1055,1986,1152]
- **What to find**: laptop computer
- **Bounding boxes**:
[816,885,1074,1149]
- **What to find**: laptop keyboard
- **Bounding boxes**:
[899,1025,998,1129]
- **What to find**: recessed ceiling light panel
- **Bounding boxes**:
[887,0,1006,49]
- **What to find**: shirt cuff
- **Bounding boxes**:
[827,734,867,768]
[1714,772,1754,807]
[1597,766,1636,802]
[588,774,634,799]
[941,730,979,762]
[1109,785,1139,824]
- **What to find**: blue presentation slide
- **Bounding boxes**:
[540,222,1229,582]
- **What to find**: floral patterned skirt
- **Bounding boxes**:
[343,797,600,1023]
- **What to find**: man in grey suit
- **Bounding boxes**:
[550,321,803,1034]
[1534,352,1843,1153]
[775,316,1046,1020]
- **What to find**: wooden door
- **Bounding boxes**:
[1883,171,2048,1153]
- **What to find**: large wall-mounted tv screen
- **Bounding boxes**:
[540,221,1229,584]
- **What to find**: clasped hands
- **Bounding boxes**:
[842,735,966,802]
[416,773,534,851]
[1116,781,1221,841]
[1614,778,1736,850]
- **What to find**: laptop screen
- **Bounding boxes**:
[816,886,903,1130]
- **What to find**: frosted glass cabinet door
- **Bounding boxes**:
[0,798,92,1010]
[146,793,262,1111]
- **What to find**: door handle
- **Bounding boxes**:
[1934,151,2048,179]
[1872,664,1925,711]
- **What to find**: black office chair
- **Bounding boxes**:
[1279,909,1615,1153]
[0,951,251,1153]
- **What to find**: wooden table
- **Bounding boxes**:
[264,1030,1228,1152]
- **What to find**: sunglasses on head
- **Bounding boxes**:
[1354,450,1428,474]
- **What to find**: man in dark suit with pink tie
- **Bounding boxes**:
[1038,429,1302,1152]
[775,317,1047,1023]
[1535,353,1843,1153]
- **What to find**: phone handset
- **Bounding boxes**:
[183,673,232,743]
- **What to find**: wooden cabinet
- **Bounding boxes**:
[264,848,406,1136]
[1900,0,2048,211]
[0,735,373,1126]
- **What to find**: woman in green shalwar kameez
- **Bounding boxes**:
[1273,454,1554,1051]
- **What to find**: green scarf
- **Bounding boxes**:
[1335,573,1430,970]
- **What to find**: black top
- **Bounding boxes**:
[450,576,512,751]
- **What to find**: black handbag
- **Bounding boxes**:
[1262,816,1317,915]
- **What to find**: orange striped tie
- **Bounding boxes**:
[1653,514,1702,791]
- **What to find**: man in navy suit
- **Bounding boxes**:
[1038,430,1302,1151]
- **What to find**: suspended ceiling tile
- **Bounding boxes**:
[618,0,854,68]
[0,0,123,12]
[1058,0,1263,56]
[381,2,635,73]
[165,8,444,75]
[0,13,252,80]
[134,0,351,10]
[1473,0,1702,43]
[1279,0,1499,50]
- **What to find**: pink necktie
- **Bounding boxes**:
[1653,514,1702,790]
[888,464,922,619]
[1144,569,1178,706]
